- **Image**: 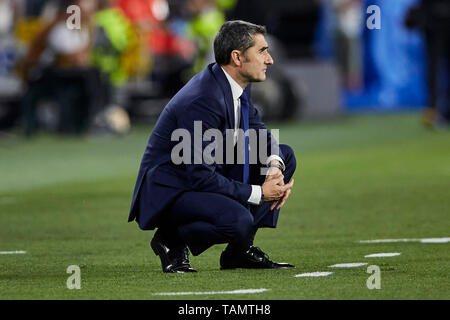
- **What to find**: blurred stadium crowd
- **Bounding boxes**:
[0,0,448,136]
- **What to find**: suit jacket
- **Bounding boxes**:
[128,63,284,230]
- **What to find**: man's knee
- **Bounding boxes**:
[280,144,296,173]
[230,209,254,241]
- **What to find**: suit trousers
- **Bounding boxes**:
[159,144,296,256]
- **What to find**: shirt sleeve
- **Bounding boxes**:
[248,185,262,205]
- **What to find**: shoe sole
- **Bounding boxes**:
[220,265,294,270]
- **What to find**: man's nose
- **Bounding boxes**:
[266,53,274,65]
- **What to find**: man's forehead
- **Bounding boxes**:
[252,33,268,48]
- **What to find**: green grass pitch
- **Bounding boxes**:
[0,112,449,299]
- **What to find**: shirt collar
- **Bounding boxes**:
[221,67,244,101]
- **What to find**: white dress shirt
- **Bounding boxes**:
[221,67,284,205]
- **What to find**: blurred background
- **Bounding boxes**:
[0,0,448,135]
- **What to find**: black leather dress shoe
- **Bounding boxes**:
[220,245,295,270]
[150,231,197,273]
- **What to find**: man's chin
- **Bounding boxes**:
[245,73,266,83]
[252,75,266,82]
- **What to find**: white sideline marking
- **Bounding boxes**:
[295,272,333,278]
[420,238,450,243]
[365,253,401,258]
[359,237,450,244]
[359,239,418,243]
[152,288,270,296]
[0,251,27,255]
[329,263,368,268]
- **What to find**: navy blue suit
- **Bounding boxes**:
[128,63,296,255]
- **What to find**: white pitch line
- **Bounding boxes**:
[359,237,450,244]
[295,272,333,278]
[0,251,27,255]
[152,288,270,296]
[420,238,450,243]
[359,239,418,243]
[329,263,368,268]
[365,253,401,258]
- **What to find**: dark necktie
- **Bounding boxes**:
[240,92,250,185]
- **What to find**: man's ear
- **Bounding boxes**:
[230,50,242,67]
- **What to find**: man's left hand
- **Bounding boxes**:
[265,160,284,183]
[265,166,284,183]
[270,179,294,211]
[264,161,294,211]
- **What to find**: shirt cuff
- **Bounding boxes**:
[248,185,262,205]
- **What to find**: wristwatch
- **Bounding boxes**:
[269,162,285,173]
[259,187,265,205]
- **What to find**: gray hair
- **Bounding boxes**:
[214,20,267,66]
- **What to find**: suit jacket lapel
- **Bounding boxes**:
[210,63,235,129]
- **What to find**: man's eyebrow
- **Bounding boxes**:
[259,46,269,52]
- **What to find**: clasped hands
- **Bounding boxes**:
[261,163,294,211]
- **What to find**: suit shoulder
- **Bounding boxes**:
[170,70,224,109]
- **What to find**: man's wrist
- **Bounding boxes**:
[266,155,285,172]
[260,186,265,205]
[268,161,285,173]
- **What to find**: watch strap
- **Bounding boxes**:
[269,162,285,172]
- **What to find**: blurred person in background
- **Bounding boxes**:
[0,0,24,130]
[115,0,170,56]
[406,0,450,128]
[185,0,225,77]
[88,0,151,134]
[92,0,147,87]
[92,0,138,86]
[0,0,23,77]
[329,0,364,92]
[0,1,19,41]
[20,0,103,136]
[116,0,194,97]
